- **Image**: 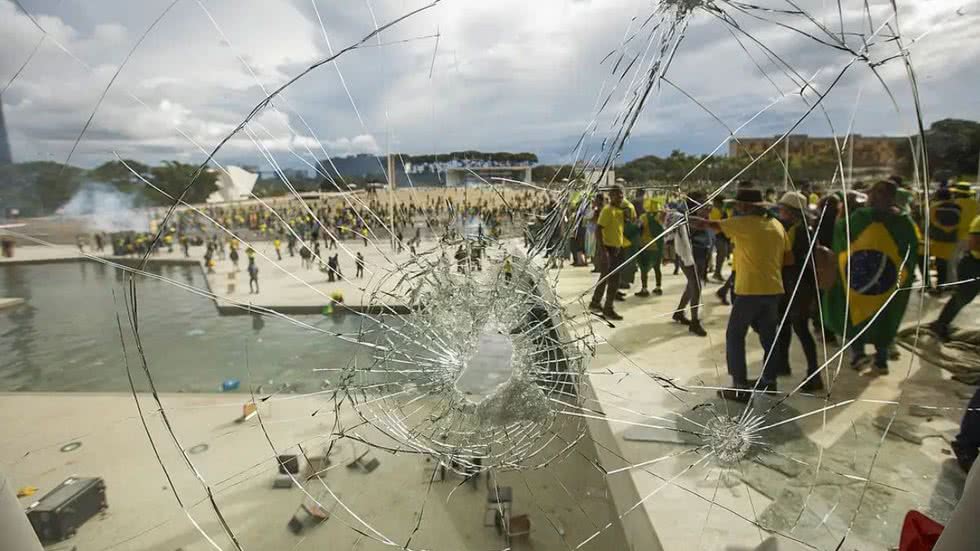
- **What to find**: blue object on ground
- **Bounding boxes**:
[221,379,240,391]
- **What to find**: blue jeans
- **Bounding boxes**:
[726,294,781,386]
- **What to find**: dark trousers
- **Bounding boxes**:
[621,248,638,288]
[953,386,980,472]
[726,294,781,386]
[591,246,623,309]
[695,249,709,283]
[719,271,735,301]
[773,293,818,376]
[677,264,702,321]
[936,255,980,328]
[851,338,889,368]
[641,262,662,290]
[935,258,949,287]
[677,252,709,319]
[713,238,730,277]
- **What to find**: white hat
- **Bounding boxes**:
[778,191,808,211]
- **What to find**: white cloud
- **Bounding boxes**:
[1,0,977,169]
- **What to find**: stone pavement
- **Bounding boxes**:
[2,237,978,550]
[557,261,978,551]
[0,392,627,551]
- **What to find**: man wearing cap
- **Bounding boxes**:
[823,179,918,375]
[695,184,792,401]
[772,191,821,392]
[590,184,633,320]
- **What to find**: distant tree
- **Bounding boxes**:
[90,160,150,187]
[149,161,218,205]
[922,119,980,180]
[531,164,575,183]
[252,178,282,197]
[28,162,85,213]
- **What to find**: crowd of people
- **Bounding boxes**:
[584,176,979,470]
[82,189,551,295]
[159,189,551,247]
[70,176,980,471]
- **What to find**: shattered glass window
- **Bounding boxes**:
[1,0,979,550]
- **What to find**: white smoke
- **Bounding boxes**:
[59,182,150,232]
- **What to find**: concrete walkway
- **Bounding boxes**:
[558,262,977,551]
[0,392,627,551]
[2,241,977,550]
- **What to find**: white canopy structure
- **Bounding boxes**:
[206,166,258,203]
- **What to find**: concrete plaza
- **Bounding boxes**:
[1,240,977,550]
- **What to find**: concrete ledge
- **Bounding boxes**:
[215,303,412,316]
[0,255,200,267]
[581,381,663,551]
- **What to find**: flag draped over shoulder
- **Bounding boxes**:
[928,200,962,260]
[822,208,919,347]
[639,212,665,264]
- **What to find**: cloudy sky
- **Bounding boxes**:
[2,0,978,170]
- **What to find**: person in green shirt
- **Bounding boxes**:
[822,179,918,375]
[635,199,665,296]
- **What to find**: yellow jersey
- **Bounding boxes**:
[716,215,790,295]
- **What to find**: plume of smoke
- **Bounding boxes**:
[60,181,150,232]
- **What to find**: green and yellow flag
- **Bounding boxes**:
[638,212,664,265]
[822,208,919,346]
[929,200,962,260]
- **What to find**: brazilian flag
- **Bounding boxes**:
[928,200,962,260]
[822,208,919,347]
[639,212,665,267]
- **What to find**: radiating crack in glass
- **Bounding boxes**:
[2,0,979,550]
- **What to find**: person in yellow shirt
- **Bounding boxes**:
[951,182,978,281]
[273,238,282,261]
[930,215,980,472]
[589,184,631,320]
[929,187,962,291]
[926,215,980,342]
[695,184,791,402]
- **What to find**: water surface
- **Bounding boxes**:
[0,260,380,393]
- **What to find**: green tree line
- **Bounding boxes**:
[532,118,979,188]
[0,160,218,216]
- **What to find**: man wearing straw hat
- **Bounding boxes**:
[695,183,791,402]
